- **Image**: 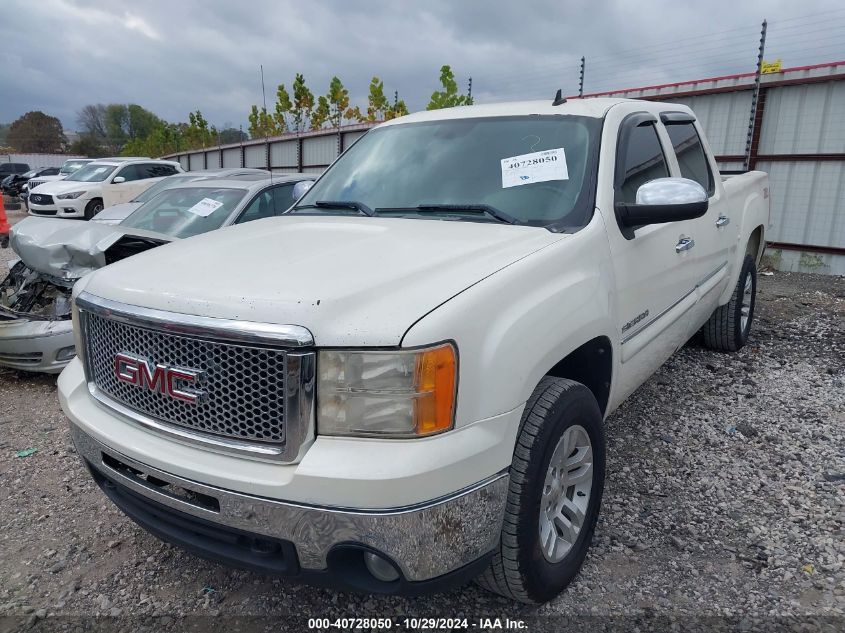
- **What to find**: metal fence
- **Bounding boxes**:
[583,60,845,275]
[162,123,375,176]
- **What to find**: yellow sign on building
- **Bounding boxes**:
[761,59,783,74]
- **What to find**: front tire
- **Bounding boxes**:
[702,254,756,352]
[84,198,104,220]
[476,377,605,603]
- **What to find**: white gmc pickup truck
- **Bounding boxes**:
[58,97,769,603]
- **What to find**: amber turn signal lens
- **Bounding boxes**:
[414,343,457,435]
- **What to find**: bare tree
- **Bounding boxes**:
[76,104,107,140]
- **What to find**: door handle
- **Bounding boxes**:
[675,237,695,253]
[716,215,730,227]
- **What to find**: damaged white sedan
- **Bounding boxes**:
[0,174,311,373]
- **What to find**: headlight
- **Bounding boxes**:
[57,191,86,200]
[317,343,457,437]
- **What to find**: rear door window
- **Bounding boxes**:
[142,163,179,178]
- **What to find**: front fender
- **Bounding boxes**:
[401,217,616,428]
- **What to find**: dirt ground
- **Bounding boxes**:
[0,203,843,631]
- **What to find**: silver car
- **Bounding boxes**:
[0,174,312,373]
[91,168,272,225]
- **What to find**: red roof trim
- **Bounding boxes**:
[579,59,845,98]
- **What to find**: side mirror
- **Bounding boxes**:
[615,178,708,228]
[112,176,126,184]
[292,180,315,200]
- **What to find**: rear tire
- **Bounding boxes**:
[702,254,756,352]
[476,377,605,603]
[84,198,104,220]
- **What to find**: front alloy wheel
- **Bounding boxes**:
[476,377,605,603]
[539,424,594,563]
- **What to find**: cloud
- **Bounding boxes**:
[123,13,161,41]
[1,0,842,132]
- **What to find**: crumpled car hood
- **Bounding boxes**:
[9,217,172,280]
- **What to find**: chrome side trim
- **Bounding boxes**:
[76,292,315,347]
[622,262,728,345]
[698,261,729,287]
[71,423,509,581]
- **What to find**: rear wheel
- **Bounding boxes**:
[84,198,104,220]
[476,377,605,603]
[702,254,756,352]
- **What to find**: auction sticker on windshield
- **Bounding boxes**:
[186,198,224,217]
[501,148,568,188]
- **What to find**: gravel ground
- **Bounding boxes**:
[0,206,843,631]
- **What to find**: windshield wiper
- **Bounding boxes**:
[294,200,375,216]
[375,204,519,225]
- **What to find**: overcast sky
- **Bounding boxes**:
[2,0,843,132]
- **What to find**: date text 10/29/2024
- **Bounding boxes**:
[308,617,529,630]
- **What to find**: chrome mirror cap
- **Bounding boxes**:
[292,180,315,200]
[635,177,707,206]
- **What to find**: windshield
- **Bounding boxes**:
[132,174,202,203]
[120,186,247,238]
[60,160,90,175]
[292,115,601,229]
[66,164,117,182]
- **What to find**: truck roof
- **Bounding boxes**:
[379,97,681,127]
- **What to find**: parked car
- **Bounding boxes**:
[92,168,271,225]
[57,98,769,601]
[2,167,60,197]
[0,175,312,373]
[26,158,94,191]
[0,162,30,180]
[27,158,183,220]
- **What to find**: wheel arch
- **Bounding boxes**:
[746,224,765,266]
[543,335,613,416]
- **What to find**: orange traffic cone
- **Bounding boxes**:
[0,195,10,248]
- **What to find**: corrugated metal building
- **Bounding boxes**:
[1,153,86,169]
[583,60,845,275]
[163,122,376,178]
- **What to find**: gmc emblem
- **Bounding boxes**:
[114,352,205,404]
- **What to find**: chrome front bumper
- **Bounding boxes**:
[70,423,508,583]
[0,318,75,373]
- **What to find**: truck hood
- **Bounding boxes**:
[10,217,172,280]
[83,216,564,346]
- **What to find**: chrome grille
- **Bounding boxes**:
[28,179,46,189]
[83,311,287,444]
